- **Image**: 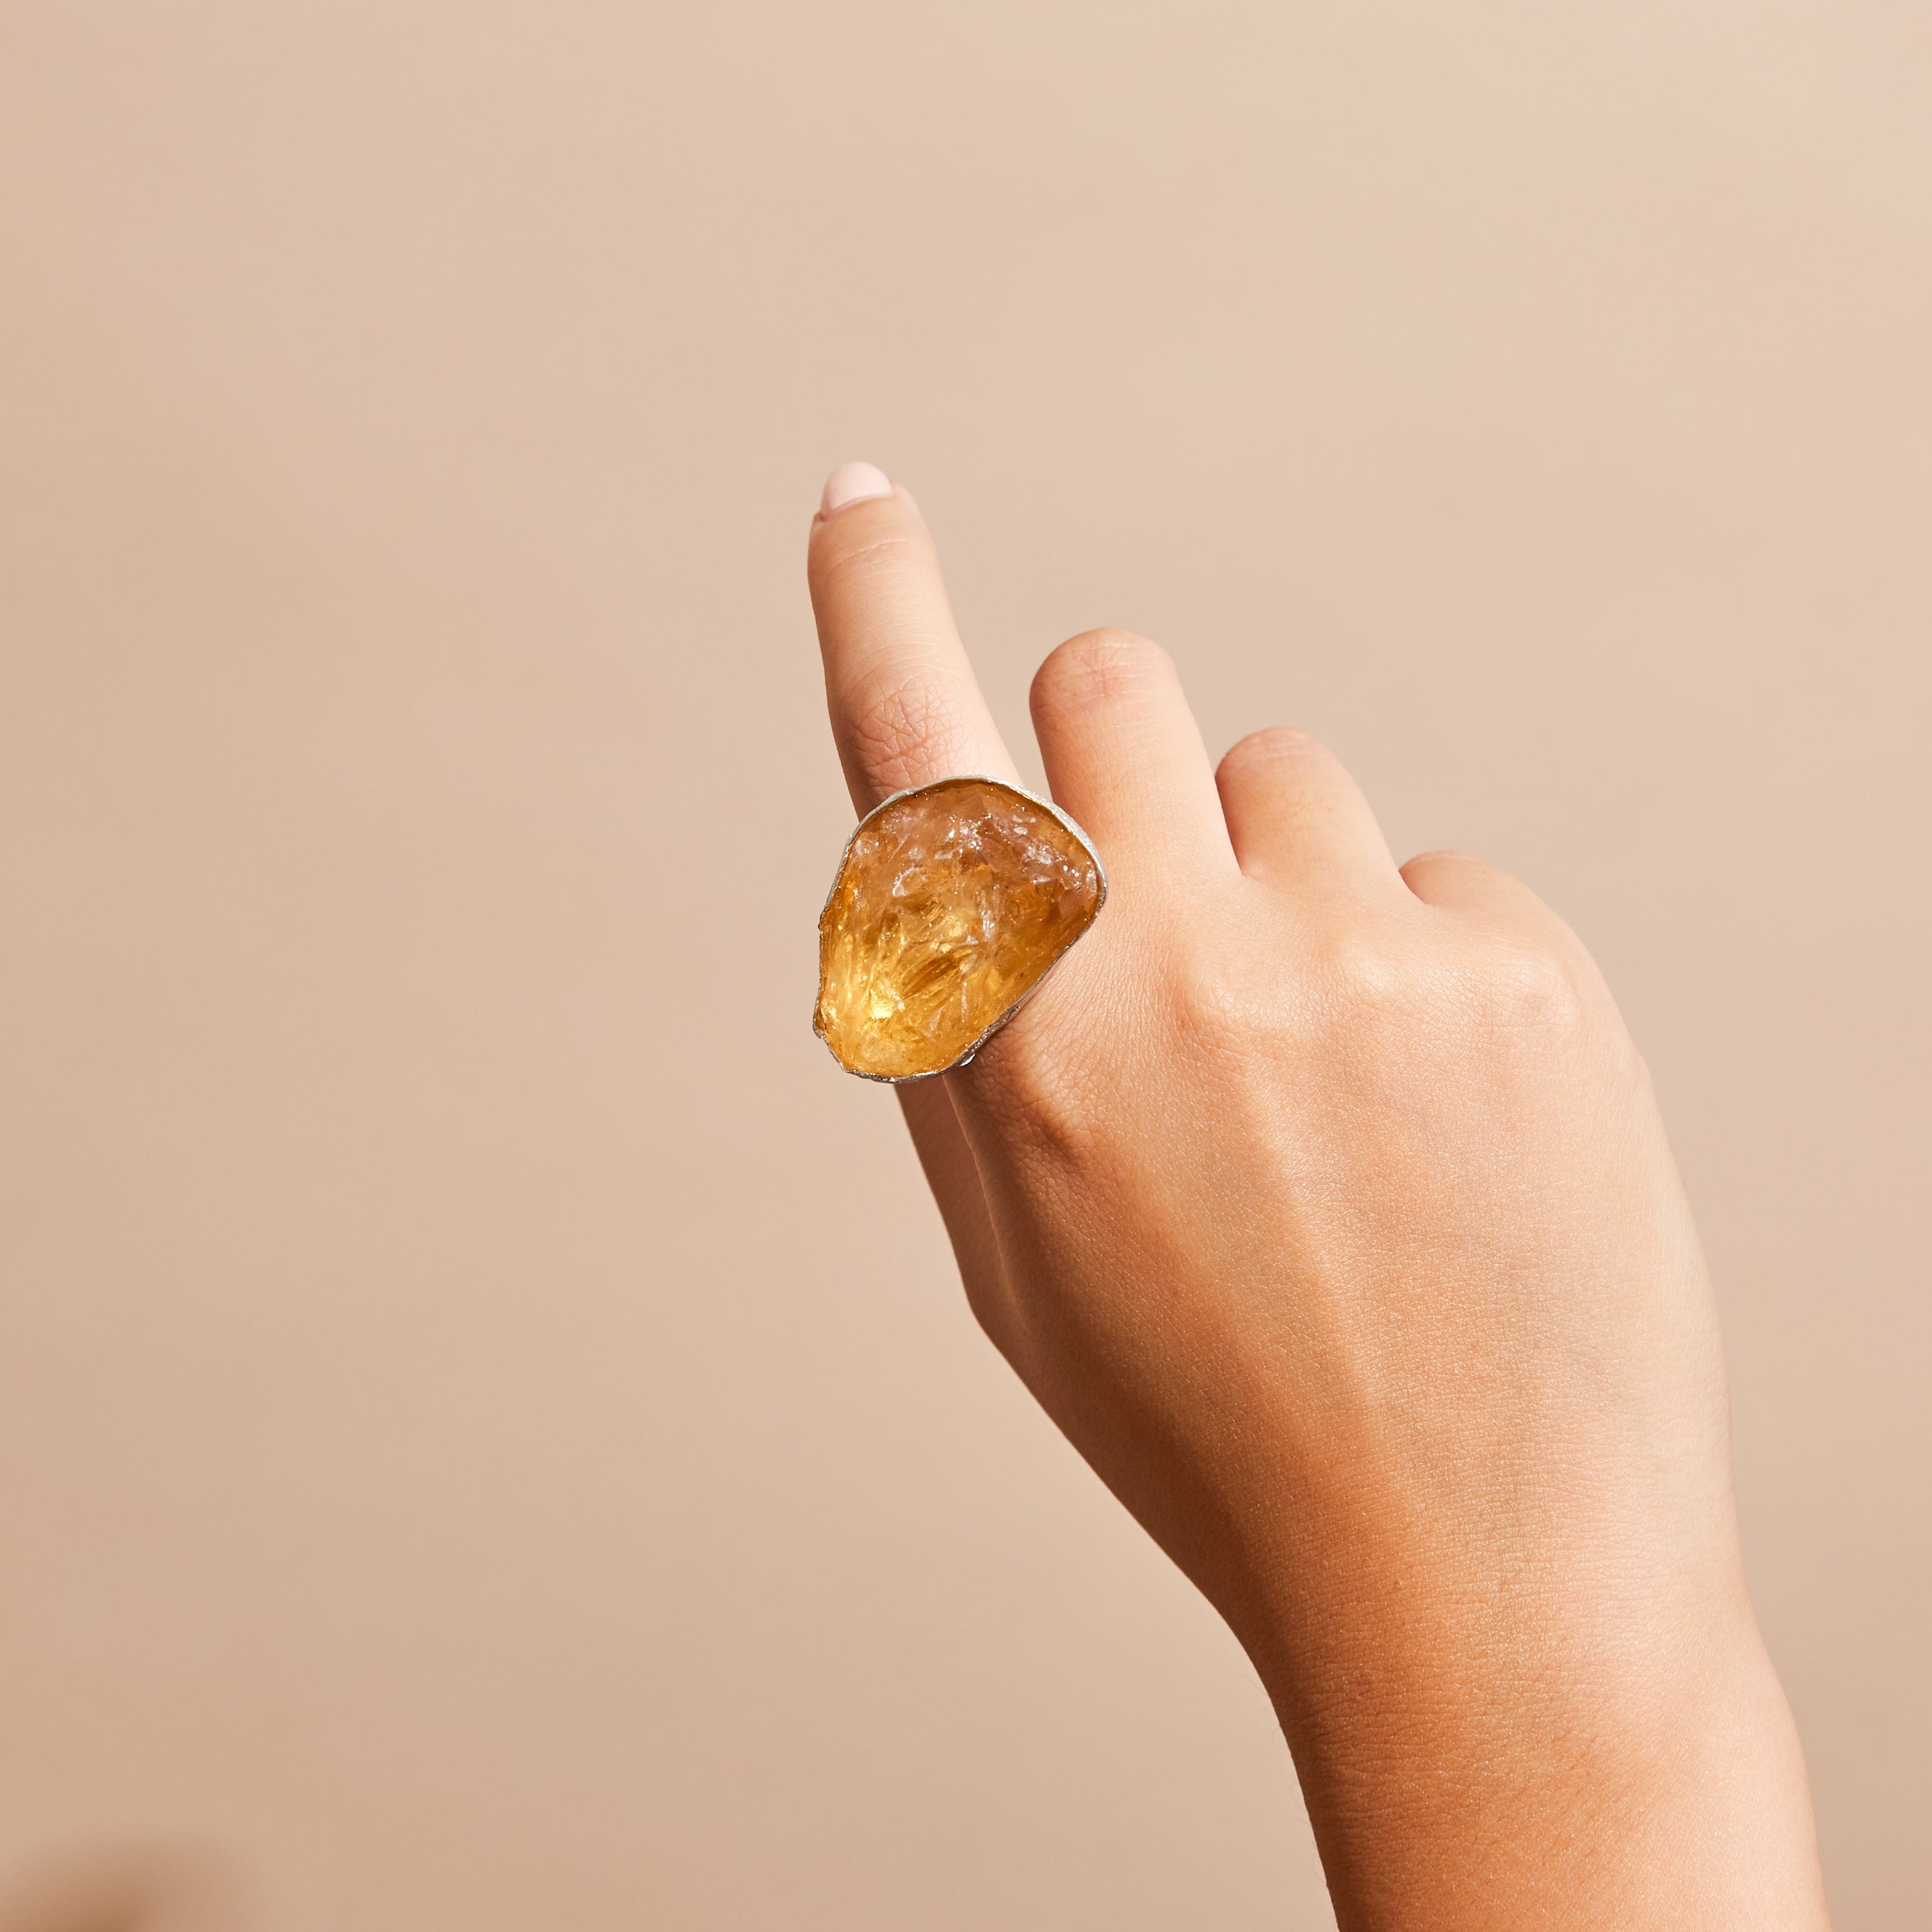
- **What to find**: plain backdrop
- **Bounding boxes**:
[1,4,1926,1928]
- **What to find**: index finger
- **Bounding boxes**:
[808,462,1020,812]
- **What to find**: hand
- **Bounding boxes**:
[806,464,1830,1930]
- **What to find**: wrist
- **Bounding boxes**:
[1246,1583,1827,1931]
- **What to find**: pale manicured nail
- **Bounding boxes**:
[819,461,893,518]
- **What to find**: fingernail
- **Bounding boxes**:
[819,461,893,518]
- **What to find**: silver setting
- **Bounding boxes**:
[814,774,1108,1085]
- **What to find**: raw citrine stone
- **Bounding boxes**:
[815,777,1106,1081]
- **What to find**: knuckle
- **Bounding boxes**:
[961,957,1117,1166]
[1306,926,1415,1012]
[1168,976,1288,1088]
[1217,724,1328,778]
[1397,848,1489,895]
[968,1029,1100,1167]
[1299,920,1600,1057]
[1031,628,1172,717]
[1463,938,1590,1039]
[1155,916,1328,1082]
[842,674,972,794]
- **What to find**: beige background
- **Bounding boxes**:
[1,4,1926,1927]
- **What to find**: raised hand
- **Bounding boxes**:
[807,463,1829,1931]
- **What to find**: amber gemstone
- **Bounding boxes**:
[815,777,1106,1081]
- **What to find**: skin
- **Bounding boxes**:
[807,473,1832,1930]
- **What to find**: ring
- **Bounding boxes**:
[814,775,1107,1083]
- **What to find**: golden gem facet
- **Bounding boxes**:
[814,777,1106,1082]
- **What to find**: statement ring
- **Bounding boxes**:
[814,775,1107,1083]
